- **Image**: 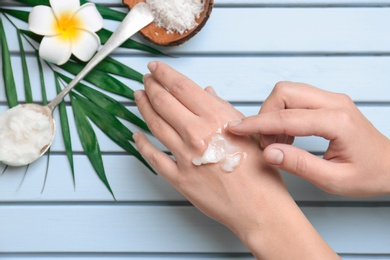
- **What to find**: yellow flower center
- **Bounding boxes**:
[54,11,82,40]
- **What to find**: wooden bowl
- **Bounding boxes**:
[123,0,214,46]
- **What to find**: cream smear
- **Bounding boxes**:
[146,0,204,34]
[0,105,53,166]
[192,134,244,172]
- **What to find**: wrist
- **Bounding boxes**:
[232,191,339,259]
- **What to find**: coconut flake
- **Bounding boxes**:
[146,0,204,34]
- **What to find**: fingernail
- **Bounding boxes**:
[148,61,157,72]
[228,119,242,127]
[134,90,144,101]
[266,148,284,165]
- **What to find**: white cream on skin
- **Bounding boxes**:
[0,105,53,166]
[192,134,244,172]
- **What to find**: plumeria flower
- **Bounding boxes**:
[28,0,103,65]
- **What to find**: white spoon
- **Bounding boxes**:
[0,3,154,166]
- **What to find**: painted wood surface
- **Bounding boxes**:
[3,7,390,54]
[0,206,389,254]
[0,0,390,259]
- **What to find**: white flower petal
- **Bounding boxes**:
[39,36,72,65]
[73,3,104,32]
[28,6,58,36]
[71,30,100,62]
[50,0,80,19]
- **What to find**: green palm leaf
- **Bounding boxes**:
[71,92,154,174]
[36,54,48,105]
[60,60,135,99]
[0,16,18,108]
[70,93,115,198]
[20,29,42,42]
[90,56,143,83]
[55,75,75,186]
[17,29,33,103]
[15,0,49,5]
[80,0,126,21]
[57,73,149,132]
[0,8,29,22]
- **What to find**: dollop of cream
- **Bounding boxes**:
[0,105,53,166]
[192,134,244,172]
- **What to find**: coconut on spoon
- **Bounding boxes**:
[0,3,154,167]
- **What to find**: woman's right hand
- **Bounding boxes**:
[228,81,390,197]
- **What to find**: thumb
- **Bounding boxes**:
[263,144,337,188]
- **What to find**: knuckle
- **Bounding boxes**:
[146,151,161,169]
[332,108,355,129]
[277,110,295,134]
[179,122,206,151]
[148,117,164,133]
[186,131,205,151]
[335,93,354,105]
[135,140,146,155]
[136,139,159,168]
[278,109,294,120]
[294,153,307,176]
[151,92,169,109]
[170,78,191,96]
[273,81,291,95]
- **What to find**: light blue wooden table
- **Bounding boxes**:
[1,0,390,259]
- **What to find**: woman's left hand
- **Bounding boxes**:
[133,61,338,259]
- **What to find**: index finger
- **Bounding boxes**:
[228,108,338,141]
[147,61,216,116]
[260,81,345,113]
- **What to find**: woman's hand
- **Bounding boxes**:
[134,61,284,231]
[133,62,338,259]
[228,81,390,197]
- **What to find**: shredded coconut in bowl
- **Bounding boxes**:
[146,0,205,34]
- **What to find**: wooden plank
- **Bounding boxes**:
[1,104,388,153]
[0,256,254,260]
[0,254,389,260]
[3,8,390,54]
[0,205,389,254]
[0,155,177,202]
[0,205,247,253]
[0,254,388,260]
[1,154,390,202]
[2,56,390,103]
